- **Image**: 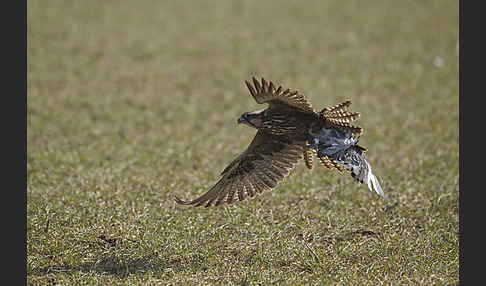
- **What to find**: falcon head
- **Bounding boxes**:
[237,109,267,129]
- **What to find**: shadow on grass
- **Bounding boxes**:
[29,252,207,278]
[28,228,387,280]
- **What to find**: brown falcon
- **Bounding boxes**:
[174,77,388,207]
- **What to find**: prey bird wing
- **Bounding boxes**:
[175,130,306,207]
[245,76,315,113]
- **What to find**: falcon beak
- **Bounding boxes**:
[237,114,247,124]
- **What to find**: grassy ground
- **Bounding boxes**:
[27,1,458,285]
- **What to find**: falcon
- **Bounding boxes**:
[175,77,388,207]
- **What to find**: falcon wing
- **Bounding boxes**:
[174,130,305,207]
[245,76,315,113]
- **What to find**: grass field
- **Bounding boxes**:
[27,1,459,285]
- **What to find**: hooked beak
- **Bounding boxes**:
[237,115,247,124]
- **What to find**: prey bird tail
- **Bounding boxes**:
[331,146,388,202]
[309,123,388,202]
[333,146,388,202]
[363,159,388,203]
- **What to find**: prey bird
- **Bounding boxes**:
[175,77,388,207]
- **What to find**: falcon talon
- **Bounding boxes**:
[174,76,388,207]
[307,137,320,151]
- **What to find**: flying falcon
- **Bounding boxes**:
[175,77,388,207]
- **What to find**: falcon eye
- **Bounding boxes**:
[261,110,268,118]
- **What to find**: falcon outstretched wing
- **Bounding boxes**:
[174,131,305,207]
[245,76,315,113]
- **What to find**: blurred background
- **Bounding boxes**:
[28,0,458,284]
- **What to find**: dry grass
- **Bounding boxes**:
[27,1,458,285]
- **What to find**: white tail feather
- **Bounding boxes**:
[365,161,389,202]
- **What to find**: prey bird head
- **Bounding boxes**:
[237,109,267,129]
